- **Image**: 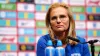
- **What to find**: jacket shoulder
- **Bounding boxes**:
[77,36,86,43]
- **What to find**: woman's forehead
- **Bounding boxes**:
[50,7,68,16]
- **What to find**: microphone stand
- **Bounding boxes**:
[89,40,95,56]
[82,40,99,56]
[67,36,100,56]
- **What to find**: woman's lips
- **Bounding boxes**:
[56,25,63,28]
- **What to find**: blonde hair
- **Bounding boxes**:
[45,3,77,45]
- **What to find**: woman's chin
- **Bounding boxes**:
[56,29,65,32]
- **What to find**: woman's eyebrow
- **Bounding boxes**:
[60,15,66,16]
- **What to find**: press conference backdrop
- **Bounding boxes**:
[0,0,100,56]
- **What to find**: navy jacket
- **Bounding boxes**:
[36,34,90,56]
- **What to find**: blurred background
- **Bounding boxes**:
[0,0,100,56]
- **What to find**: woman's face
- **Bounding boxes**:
[50,7,69,32]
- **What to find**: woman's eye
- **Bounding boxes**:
[51,16,57,20]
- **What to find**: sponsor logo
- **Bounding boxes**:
[35,0,51,4]
[76,30,86,37]
[0,4,16,10]
[88,14,94,20]
[18,12,34,19]
[70,0,85,5]
[18,20,35,27]
[0,36,17,43]
[36,5,49,12]
[25,53,29,56]
[74,14,86,20]
[0,27,17,35]
[0,20,16,27]
[18,36,35,43]
[20,45,26,51]
[58,0,62,2]
[0,44,17,51]
[35,12,46,20]
[24,5,28,10]
[88,0,100,6]
[36,20,46,27]
[25,0,34,3]
[87,30,99,37]
[75,21,86,29]
[0,11,16,18]
[52,0,68,3]
[87,22,100,29]
[6,12,16,18]
[19,44,34,51]
[2,37,15,42]
[18,28,34,35]
[71,6,85,13]
[18,52,36,56]
[0,52,17,56]
[93,22,96,28]
[71,53,81,56]
[87,14,100,21]
[87,7,100,13]
[9,0,16,3]
[18,0,25,2]
[0,11,6,18]
[17,3,35,12]
[18,0,34,3]
[36,28,48,35]
[0,0,7,3]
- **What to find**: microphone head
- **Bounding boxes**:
[86,39,99,44]
[93,39,99,42]
[67,36,80,42]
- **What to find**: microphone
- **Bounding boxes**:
[82,39,99,44]
[67,36,80,42]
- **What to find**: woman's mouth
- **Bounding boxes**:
[56,25,63,28]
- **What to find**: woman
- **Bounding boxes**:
[36,2,90,56]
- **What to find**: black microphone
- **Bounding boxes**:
[82,39,99,44]
[67,36,80,42]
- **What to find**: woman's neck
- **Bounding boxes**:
[55,31,67,40]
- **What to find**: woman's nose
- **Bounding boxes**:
[56,18,61,23]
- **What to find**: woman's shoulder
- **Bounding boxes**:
[37,34,50,49]
[77,36,86,43]
[40,34,50,39]
[38,34,51,43]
